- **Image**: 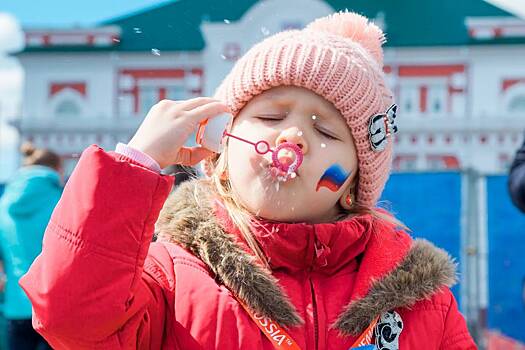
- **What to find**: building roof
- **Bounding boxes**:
[20,0,524,53]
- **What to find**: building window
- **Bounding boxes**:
[55,99,81,117]
[428,85,446,114]
[139,86,158,114]
[393,154,417,171]
[499,153,511,170]
[222,43,241,61]
[51,89,85,118]
[509,95,525,112]
[118,94,134,116]
[166,85,186,101]
[118,68,202,116]
[426,155,460,170]
[400,85,418,115]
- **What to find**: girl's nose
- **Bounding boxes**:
[275,127,309,155]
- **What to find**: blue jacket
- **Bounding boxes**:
[0,165,62,319]
[509,136,525,213]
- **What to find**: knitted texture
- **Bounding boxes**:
[213,12,395,207]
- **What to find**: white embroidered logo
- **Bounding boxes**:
[368,104,398,152]
[375,310,403,350]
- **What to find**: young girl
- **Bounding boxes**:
[20,12,476,349]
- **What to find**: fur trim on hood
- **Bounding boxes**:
[155,180,457,335]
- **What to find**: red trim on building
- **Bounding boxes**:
[502,78,525,92]
[383,65,392,74]
[26,31,120,47]
[121,69,185,79]
[191,68,203,75]
[419,86,428,112]
[393,154,417,170]
[427,155,460,169]
[159,87,167,100]
[448,86,464,94]
[442,155,460,169]
[50,82,87,97]
[119,67,205,115]
[447,83,465,113]
[132,86,139,114]
[399,65,465,77]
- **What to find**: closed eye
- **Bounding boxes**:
[254,115,285,121]
[315,127,339,140]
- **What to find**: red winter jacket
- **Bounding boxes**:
[20,146,476,349]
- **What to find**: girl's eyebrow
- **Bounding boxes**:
[258,93,344,125]
[312,108,344,125]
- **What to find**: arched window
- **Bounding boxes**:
[503,83,525,114]
[508,95,525,112]
[50,89,85,118]
[55,99,81,117]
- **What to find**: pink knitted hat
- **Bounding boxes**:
[213,11,397,207]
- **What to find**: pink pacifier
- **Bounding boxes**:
[224,133,304,174]
[195,114,304,175]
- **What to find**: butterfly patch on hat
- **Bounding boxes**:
[368,104,398,152]
[374,311,403,350]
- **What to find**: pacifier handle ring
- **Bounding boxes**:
[255,141,271,155]
[272,142,304,172]
[224,132,273,155]
[223,133,304,172]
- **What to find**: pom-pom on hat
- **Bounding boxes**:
[213,11,396,207]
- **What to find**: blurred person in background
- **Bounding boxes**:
[0,142,63,350]
[509,133,525,213]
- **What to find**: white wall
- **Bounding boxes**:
[19,53,114,120]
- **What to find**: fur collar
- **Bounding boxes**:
[155,180,457,336]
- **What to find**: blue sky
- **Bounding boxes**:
[1,0,171,27]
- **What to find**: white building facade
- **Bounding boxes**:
[12,0,525,175]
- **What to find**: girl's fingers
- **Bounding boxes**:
[186,101,231,124]
[178,97,221,111]
[174,146,214,166]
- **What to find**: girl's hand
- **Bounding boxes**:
[128,98,230,169]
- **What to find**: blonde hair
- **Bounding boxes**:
[206,140,408,269]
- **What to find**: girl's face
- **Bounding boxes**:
[226,86,358,223]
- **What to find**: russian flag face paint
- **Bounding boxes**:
[316,164,351,192]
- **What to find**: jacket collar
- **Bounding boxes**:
[156,180,457,336]
[213,200,375,275]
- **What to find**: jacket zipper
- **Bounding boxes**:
[309,278,319,350]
